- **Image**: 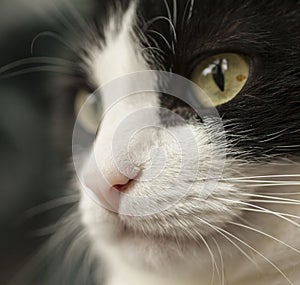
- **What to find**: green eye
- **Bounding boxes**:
[74,90,102,134]
[191,53,249,107]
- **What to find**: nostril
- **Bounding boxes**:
[113,179,134,192]
[82,154,141,212]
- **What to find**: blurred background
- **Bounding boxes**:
[0,0,94,283]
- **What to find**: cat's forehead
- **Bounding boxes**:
[94,0,299,69]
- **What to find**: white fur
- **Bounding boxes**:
[79,3,300,285]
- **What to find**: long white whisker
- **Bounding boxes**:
[142,46,166,60]
[60,0,95,39]
[0,57,78,75]
[147,29,172,50]
[213,224,293,285]
[63,230,89,266]
[211,236,225,285]
[182,0,191,27]
[23,195,79,219]
[226,174,300,179]
[11,212,83,284]
[238,207,300,220]
[173,235,185,260]
[247,199,300,206]
[29,204,80,237]
[258,128,289,143]
[0,66,82,79]
[197,218,259,269]
[197,233,218,285]
[217,198,300,228]
[237,183,300,187]
[187,0,194,23]
[163,0,173,27]
[276,145,300,149]
[146,34,160,49]
[240,193,300,203]
[173,0,178,28]
[145,16,177,43]
[31,31,78,55]
[229,221,300,255]
[259,192,300,196]
[224,179,300,184]
[51,1,83,39]
[182,0,195,27]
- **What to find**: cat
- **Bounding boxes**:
[8,0,300,284]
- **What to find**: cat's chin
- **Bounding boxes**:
[80,194,187,242]
[79,192,216,271]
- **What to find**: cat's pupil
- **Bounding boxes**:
[212,61,225,92]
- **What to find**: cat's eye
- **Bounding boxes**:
[191,53,249,107]
[74,90,102,134]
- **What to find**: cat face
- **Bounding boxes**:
[74,0,300,282]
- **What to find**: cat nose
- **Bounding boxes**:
[82,154,137,213]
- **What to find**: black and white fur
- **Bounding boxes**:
[11,0,300,284]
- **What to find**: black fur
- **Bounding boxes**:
[135,0,300,157]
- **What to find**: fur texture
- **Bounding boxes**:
[7,1,299,284]
[79,1,300,285]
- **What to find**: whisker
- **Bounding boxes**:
[225,174,300,180]
[238,207,300,220]
[224,179,300,184]
[187,0,194,23]
[142,47,166,60]
[162,0,177,52]
[12,212,84,284]
[52,0,96,44]
[173,234,186,260]
[61,0,93,35]
[0,57,78,75]
[31,31,79,55]
[182,0,191,28]
[51,1,81,37]
[258,128,288,143]
[197,217,259,269]
[181,0,195,29]
[63,230,89,265]
[29,204,80,237]
[259,192,300,196]
[0,66,83,79]
[60,230,92,283]
[246,199,300,206]
[240,193,300,203]
[172,0,178,28]
[136,25,166,66]
[144,16,177,43]
[276,145,300,149]
[213,223,293,285]
[237,183,300,187]
[193,231,219,285]
[211,236,225,285]
[163,0,173,29]
[23,195,79,219]
[229,221,300,255]
[147,29,172,50]
[146,34,160,49]
[217,198,300,228]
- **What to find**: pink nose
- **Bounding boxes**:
[83,156,135,213]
